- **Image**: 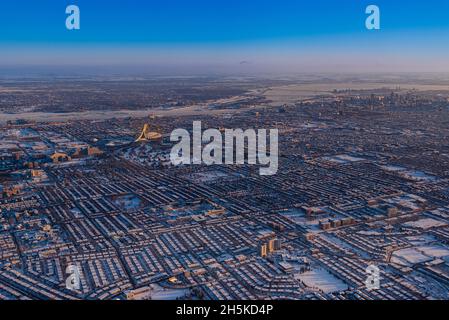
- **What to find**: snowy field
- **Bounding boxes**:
[112,194,143,211]
[295,268,348,294]
[392,244,449,266]
[404,218,447,230]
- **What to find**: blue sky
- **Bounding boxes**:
[1,0,449,72]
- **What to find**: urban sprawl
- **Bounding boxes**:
[1,76,449,300]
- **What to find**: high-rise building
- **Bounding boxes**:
[268,239,275,253]
[274,239,282,251]
[260,243,268,258]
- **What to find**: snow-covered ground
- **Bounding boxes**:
[322,154,365,164]
[295,268,348,294]
[404,218,447,230]
[391,248,432,266]
[150,287,189,300]
[399,170,437,182]
[391,244,449,266]
[127,284,189,300]
[418,245,449,258]
[113,194,142,211]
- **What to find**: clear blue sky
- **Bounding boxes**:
[1,0,449,73]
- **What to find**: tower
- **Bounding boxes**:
[135,123,162,142]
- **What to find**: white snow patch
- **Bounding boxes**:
[404,218,447,230]
[295,268,348,293]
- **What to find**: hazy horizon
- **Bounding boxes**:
[1,0,449,74]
